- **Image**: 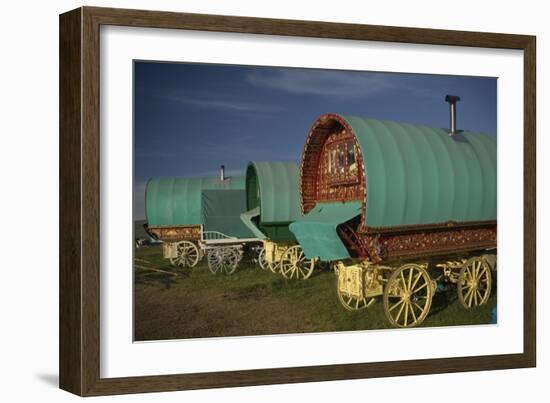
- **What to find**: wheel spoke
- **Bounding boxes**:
[395,300,406,323]
[468,287,475,307]
[388,299,404,312]
[466,266,473,282]
[409,302,418,323]
[412,282,428,294]
[480,268,488,283]
[463,287,474,303]
[476,289,483,303]
[410,272,422,292]
[403,302,409,327]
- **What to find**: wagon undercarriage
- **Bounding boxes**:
[334,251,496,328]
[260,241,316,280]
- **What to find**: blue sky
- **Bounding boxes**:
[134,61,496,220]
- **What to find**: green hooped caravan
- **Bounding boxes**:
[289,104,497,327]
[145,168,259,274]
[240,161,318,279]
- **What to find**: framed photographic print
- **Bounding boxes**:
[59,6,536,396]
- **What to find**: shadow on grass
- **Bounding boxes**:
[134,265,188,289]
[430,285,458,316]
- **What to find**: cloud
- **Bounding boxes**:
[245,68,399,98]
[164,93,282,113]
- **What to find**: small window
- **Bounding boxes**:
[347,141,357,176]
[338,143,345,175]
[331,148,337,175]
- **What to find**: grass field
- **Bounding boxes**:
[134,245,497,341]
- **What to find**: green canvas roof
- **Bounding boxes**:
[242,161,301,242]
[146,176,245,227]
[289,202,362,260]
[245,161,301,224]
[340,115,497,229]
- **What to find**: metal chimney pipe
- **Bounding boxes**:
[445,95,461,136]
[220,165,225,182]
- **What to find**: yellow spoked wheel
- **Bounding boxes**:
[337,288,376,311]
[458,257,492,309]
[335,265,376,311]
[267,260,280,274]
[383,264,433,328]
[280,245,315,280]
[169,241,200,268]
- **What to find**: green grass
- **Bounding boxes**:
[134,246,497,341]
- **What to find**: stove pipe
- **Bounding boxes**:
[445,94,461,136]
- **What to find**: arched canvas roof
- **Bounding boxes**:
[246,161,301,224]
[292,113,496,261]
[146,176,246,227]
[240,162,301,242]
[301,113,497,231]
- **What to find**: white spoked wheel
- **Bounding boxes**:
[280,245,315,280]
[169,241,200,268]
[458,257,492,309]
[257,247,268,271]
[383,264,433,328]
[207,247,240,275]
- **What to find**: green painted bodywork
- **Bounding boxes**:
[242,161,301,242]
[341,115,497,229]
[145,176,246,227]
[289,202,362,260]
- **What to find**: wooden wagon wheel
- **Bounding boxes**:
[263,245,282,274]
[458,257,492,309]
[267,259,281,274]
[334,264,376,311]
[383,264,433,328]
[280,245,315,280]
[169,241,199,268]
[337,286,376,311]
[207,247,240,275]
[206,249,220,274]
[257,247,268,271]
[221,247,241,275]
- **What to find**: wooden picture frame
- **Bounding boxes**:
[59,6,536,396]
